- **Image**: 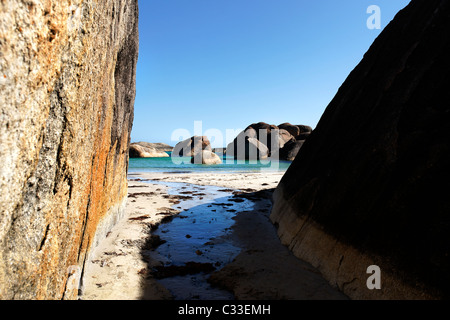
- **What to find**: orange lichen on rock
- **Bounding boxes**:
[0,0,138,300]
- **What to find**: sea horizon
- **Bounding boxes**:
[128,153,292,174]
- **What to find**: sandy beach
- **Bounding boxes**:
[81,171,347,300]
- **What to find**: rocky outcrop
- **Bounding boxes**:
[132,142,173,153]
[227,122,311,160]
[129,143,169,158]
[173,136,212,157]
[173,136,221,165]
[271,0,450,299]
[0,0,139,300]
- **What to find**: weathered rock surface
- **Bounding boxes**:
[277,123,298,139]
[245,122,276,141]
[271,0,450,299]
[173,136,212,157]
[132,142,173,153]
[191,150,223,165]
[129,143,169,158]
[0,0,139,300]
[278,123,312,140]
[296,125,313,134]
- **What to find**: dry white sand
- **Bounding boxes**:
[81,171,347,300]
[81,180,174,300]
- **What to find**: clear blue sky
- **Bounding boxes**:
[132,0,410,148]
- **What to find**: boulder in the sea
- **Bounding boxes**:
[226,136,269,160]
[245,122,277,141]
[132,142,173,153]
[129,144,169,158]
[296,125,313,134]
[191,150,223,165]
[227,125,290,158]
[173,136,212,157]
[278,123,301,138]
[278,123,312,140]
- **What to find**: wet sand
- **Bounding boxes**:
[81,171,347,300]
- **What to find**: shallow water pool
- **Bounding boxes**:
[143,180,254,300]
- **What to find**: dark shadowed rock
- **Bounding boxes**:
[278,123,301,138]
[272,140,305,161]
[296,132,311,141]
[296,125,313,134]
[271,0,450,299]
[279,123,312,140]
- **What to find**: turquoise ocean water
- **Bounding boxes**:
[128,152,292,173]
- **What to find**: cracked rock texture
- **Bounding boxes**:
[0,0,138,299]
[271,0,450,299]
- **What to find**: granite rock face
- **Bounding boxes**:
[0,0,139,300]
[132,142,173,153]
[129,143,169,158]
[271,0,450,299]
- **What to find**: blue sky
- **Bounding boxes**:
[132,0,410,147]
